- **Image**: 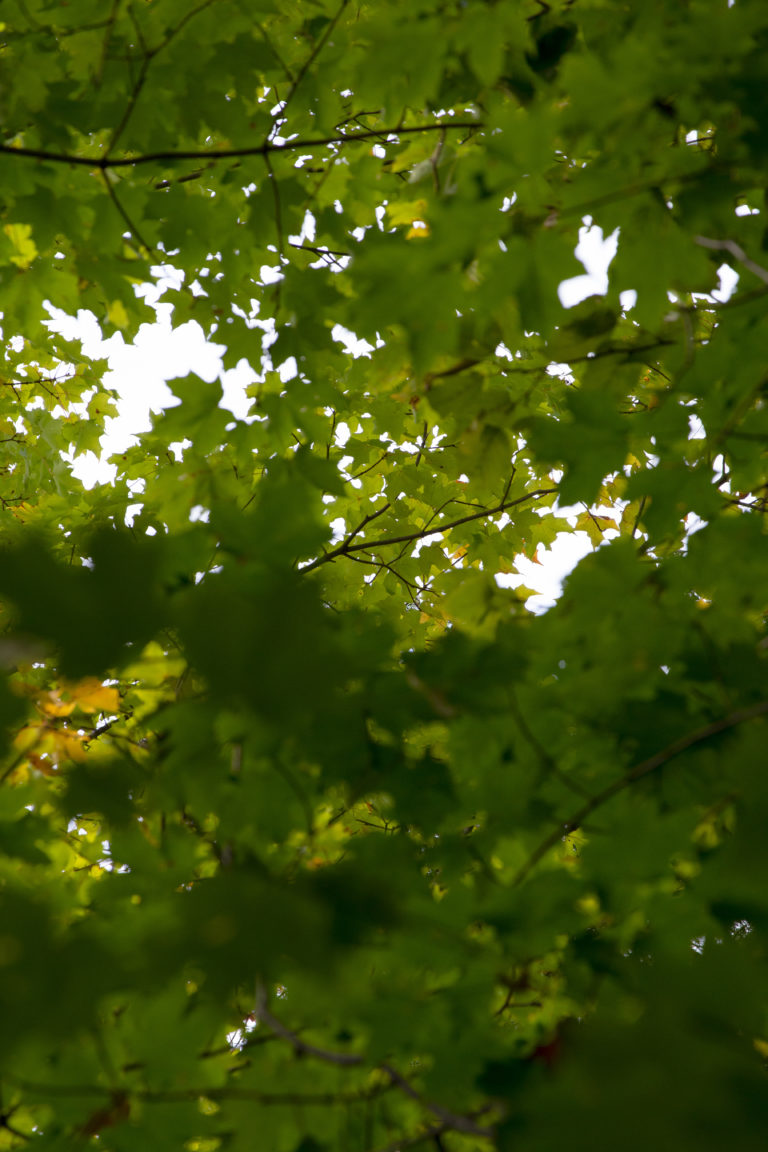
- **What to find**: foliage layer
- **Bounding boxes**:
[1,1,768,1148]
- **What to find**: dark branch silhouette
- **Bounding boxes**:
[301,488,558,574]
[512,699,768,887]
[0,122,482,171]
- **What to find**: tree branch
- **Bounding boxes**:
[7,1076,392,1107]
[301,488,558,574]
[254,988,494,1140]
[101,171,154,257]
[378,1062,492,1139]
[512,699,768,887]
[254,985,362,1066]
[373,1122,459,1152]
[104,20,150,158]
[413,421,429,468]
[0,121,482,170]
[279,0,350,121]
[695,234,768,286]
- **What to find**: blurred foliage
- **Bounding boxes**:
[0,0,767,1148]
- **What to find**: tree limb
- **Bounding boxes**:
[254,988,494,1140]
[512,699,768,887]
[695,234,768,286]
[301,488,558,574]
[0,121,481,171]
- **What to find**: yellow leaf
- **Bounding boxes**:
[52,728,88,764]
[13,724,42,754]
[69,678,120,713]
[575,512,614,546]
[406,221,430,239]
[107,299,130,329]
[4,223,38,269]
[40,692,75,717]
[27,752,57,777]
[388,138,436,174]
[387,199,428,228]
[41,678,119,716]
[512,584,538,602]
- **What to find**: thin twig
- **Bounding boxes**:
[255,986,362,1065]
[262,150,284,259]
[154,166,213,190]
[254,19,293,79]
[106,0,222,158]
[558,167,707,220]
[105,11,151,157]
[379,1064,491,1137]
[160,0,221,50]
[346,552,421,606]
[337,502,392,549]
[95,0,122,86]
[631,495,647,539]
[509,689,590,799]
[430,129,446,194]
[279,0,350,121]
[351,450,391,479]
[254,990,494,1140]
[0,742,40,786]
[695,235,768,286]
[413,422,429,469]
[289,241,350,268]
[101,170,154,257]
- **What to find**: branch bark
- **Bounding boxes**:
[695,234,768,286]
[254,987,494,1141]
[0,121,481,171]
[512,699,768,887]
[301,488,558,574]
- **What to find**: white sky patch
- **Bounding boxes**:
[558,220,619,307]
[46,228,638,604]
[688,413,706,439]
[712,263,739,302]
[332,324,376,357]
[47,285,259,486]
[497,531,596,614]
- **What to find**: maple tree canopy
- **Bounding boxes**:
[0,1,767,1149]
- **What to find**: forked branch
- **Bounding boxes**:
[254,985,494,1140]
[301,488,558,574]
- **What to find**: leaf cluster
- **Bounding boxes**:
[0,2,767,1150]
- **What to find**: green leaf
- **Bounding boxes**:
[0,4,767,1149]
